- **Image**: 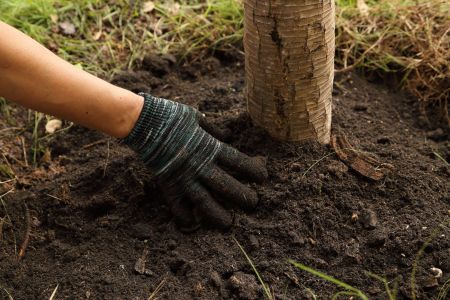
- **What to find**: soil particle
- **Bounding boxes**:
[227,272,261,300]
[418,275,439,289]
[130,222,154,240]
[142,54,172,77]
[360,208,378,229]
[366,228,388,248]
[426,128,446,141]
[326,160,348,178]
[248,234,260,251]
[288,231,306,246]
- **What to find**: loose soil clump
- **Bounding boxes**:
[0,56,449,299]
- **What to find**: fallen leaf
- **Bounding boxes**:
[357,0,370,17]
[93,31,102,41]
[41,148,52,164]
[59,21,76,35]
[50,14,58,23]
[141,1,155,13]
[168,3,181,15]
[45,119,62,134]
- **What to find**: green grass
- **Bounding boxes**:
[1,0,447,107]
[0,0,244,79]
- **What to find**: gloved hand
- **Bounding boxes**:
[123,93,268,230]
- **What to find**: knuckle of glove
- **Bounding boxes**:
[122,93,221,189]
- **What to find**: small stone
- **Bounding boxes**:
[353,104,368,112]
[130,223,153,240]
[351,212,359,222]
[430,267,442,278]
[419,276,439,289]
[360,209,378,229]
[367,229,387,247]
[427,128,445,141]
[367,285,382,295]
[288,231,305,246]
[248,235,259,250]
[59,21,76,35]
[142,55,170,76]
[344,238,361,263]
[377,137,391,144]
[167,239,177,250]
[210,271,222,287]
[327,160,348,178]
[47,230,56,241]
[134,257,146,275]
[194,282,205,297]
[290,162,302,172]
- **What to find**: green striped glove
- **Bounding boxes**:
[123,93,267,230]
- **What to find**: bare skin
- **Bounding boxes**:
[0,21,143,138]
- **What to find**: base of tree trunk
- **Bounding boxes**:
[244,0,335,143]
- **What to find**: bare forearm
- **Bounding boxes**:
[0,21,143,138]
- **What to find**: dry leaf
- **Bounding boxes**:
[141,1,155,13]
[59,21,76,35]
[93,31,102,41]
[168,3,181,15]
[50,14,58,23]
[357,0,370,17]
[41,148,52,164]
[45,119,62,134]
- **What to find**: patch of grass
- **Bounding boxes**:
[0,0,447,109]
[0,0,243,79]
[288,260,370,300]
[336,0,449,116]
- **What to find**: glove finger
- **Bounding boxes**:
[216,144,268,183]
[161,186,200,232]
[186,183,233,229]
[199,166,258,210]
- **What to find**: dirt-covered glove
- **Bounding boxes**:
[122,93,268,230]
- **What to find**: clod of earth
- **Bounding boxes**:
[331,134,395,180]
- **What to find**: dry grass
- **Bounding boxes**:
[0,0,448,114]
[336,0,449,119]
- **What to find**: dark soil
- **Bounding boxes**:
[0,56,449,299]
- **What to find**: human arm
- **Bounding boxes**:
[0,21,268,229]
[0,21,143,137]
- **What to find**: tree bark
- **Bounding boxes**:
[244,0,335,143]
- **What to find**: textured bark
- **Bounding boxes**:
[244,0,335,143]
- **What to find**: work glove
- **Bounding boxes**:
[122,93,268,230]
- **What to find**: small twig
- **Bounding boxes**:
[148,276,168,300]
[0,178,16,184]
[82,138,108,149]
[103,139,111,177]
[18,203,31,260]
[20,137,29,167]
[0,127,22,134]
[49,284,59,300]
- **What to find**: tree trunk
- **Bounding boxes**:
[244,0,335,143]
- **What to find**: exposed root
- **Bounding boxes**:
[0,217,4,241]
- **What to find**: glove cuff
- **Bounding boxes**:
[122,93,173,152]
